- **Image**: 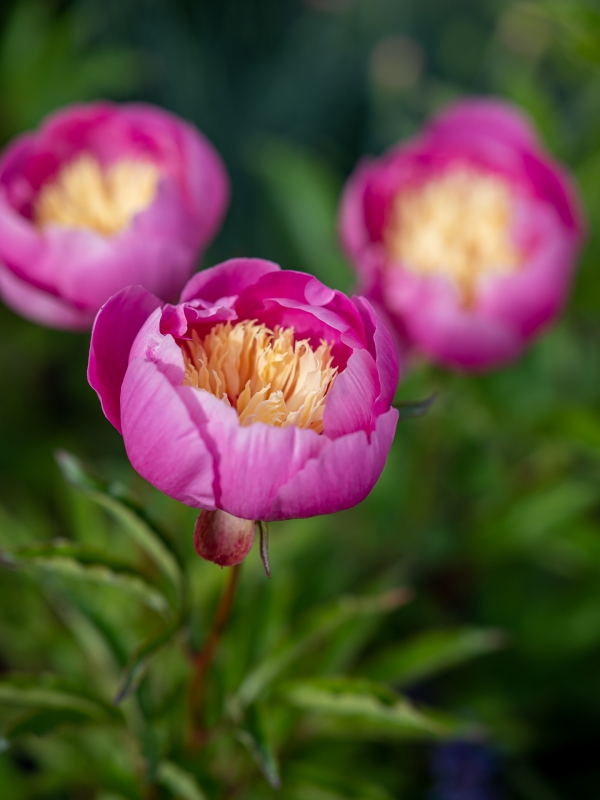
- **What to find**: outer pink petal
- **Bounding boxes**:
[352,296,399,414]
[478,201,577,337]
[0,262,94,330]
[42,212,193,312]
[427,98,540,151]
[181,258,281,303]
[268,408,399,520]
[88,286,163,432]
[188,390,327,520]
[383,270,522,371]
[121,354,216,509]
[323,348,380,438]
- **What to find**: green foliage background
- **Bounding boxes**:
[1,0,600,797]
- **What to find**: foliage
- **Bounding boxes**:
[1,0,600,797]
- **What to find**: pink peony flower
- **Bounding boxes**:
[339,98,584,371]
[0,102,229,330]
[88,259,399,522]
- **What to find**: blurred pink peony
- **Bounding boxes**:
[0,102,229,330]
[339,98,584,371]
[88,259,399,522]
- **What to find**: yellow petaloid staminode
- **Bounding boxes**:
[385,166,521,305]
[182,320,338,433]
[35,154,160,236]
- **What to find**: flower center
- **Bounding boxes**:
[385,166,521,305]
[181,320,337,433]
[35,154,160,236]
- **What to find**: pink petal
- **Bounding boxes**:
[352,296,399,414]
[88,286,163,432]
[268,408,399,520]
[181,258,281,303]
[121,353,216,509]
[0,262,94,330]
[188,390,327,520]
[427,97,540,151]
[323,348,380,438]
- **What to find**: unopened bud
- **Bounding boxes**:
[193,510,256,567]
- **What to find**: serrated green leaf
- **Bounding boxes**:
[10,545,169,616]
[236,589,411,708]
[114,622,181,705]
[55,451,184,608]
[236,703,281,789]
[364,627,507,686]
[281,678,468,740]
[157,761,208,800]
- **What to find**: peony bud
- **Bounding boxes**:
[193,510,255,567]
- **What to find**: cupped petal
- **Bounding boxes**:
[322,348,380,438]
[35,187,195,312]
[427,97,540,152]
[0,262,94,330]
[268,408,399,521]
[181,258,281,303]
[352,296,399,414]
[183,389,327,520]
[88,286,163,432]
[521,150,584,236]
[322,290,399,441]
[478,199,578,338]
[121,353,216,510]
[383,269,522,371]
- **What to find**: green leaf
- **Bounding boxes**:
[236,703,281,789]
[281,678,470,740]
[114,622,181,705]
[56,451,184,608]
[7,542,170,616]
[157,761,208,800]
[0,675,120,722]
[247,135,352,292]
[4,708,90,741]
[364,627,507,686]
[236,589,411,708]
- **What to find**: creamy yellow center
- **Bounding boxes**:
[182,320,337,433]
[35,154,160,236]
[385,167,521,305]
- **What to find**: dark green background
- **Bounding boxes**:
[2,1,600,798]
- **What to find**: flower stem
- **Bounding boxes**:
[189,563,241,745]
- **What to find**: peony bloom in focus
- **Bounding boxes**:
[339,98,584,371]
[0,102,229,330]
[88,259,398,525]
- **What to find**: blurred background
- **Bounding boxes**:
[2,0,600,797]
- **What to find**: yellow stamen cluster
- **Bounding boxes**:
[385,166,521,305]
[35,154,160,236]
[182,320,337,433]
